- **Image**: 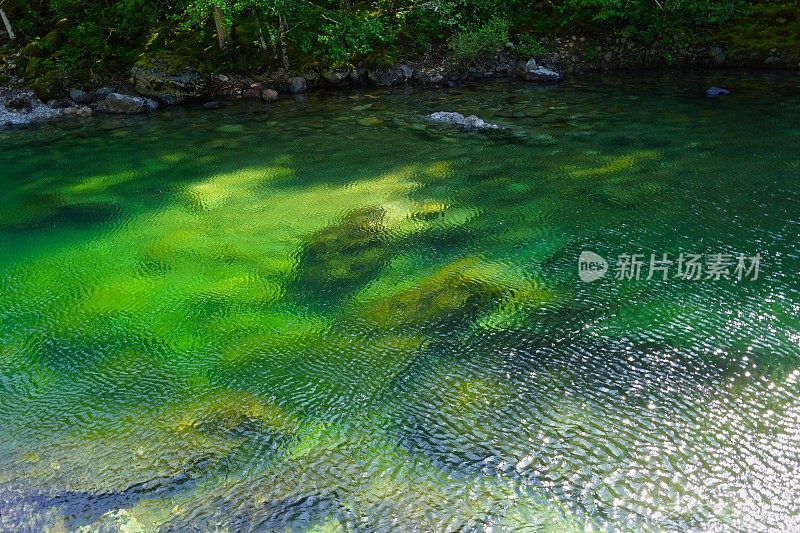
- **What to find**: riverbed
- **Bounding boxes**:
[1,70,799,531]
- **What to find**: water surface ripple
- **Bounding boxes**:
[0,71,799,532]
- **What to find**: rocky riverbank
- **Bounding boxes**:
[1,39,798,130]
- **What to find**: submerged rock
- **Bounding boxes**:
[523,59,564,82]
[95,93,158,114]
[426,111,501,131]
[706,86,730,98]
[76,509,144,533]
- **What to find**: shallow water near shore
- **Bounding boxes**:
[1,70,799,531]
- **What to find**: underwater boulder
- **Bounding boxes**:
[427,111,501,131]
[706,86,730,98]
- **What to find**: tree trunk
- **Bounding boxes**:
[278,13,290,70]
[0,9,14,40]
[212,4,229,50]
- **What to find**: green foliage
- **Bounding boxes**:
[515,34,547,58]
[556,0,746,41]
[0,0,788,85]
[447,18,509,67]
[716,2,800,56]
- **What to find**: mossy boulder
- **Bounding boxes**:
[43,30,63,49]
[21,41,46,59]
[131,54,207,104]
[30,75,61,101]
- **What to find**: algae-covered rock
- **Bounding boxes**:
[77,509,145,533]
[292,207,393,304]
[357,256,507,330]
[172,390,300,441]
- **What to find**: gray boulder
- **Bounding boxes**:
[96,86,114,100]
[368,64,413,87]
[289,76,307,94]
[350,68,368,84]
[96,93,158,114]
[710,46,726,63]
[69,88,96,104]
[523,59,564,82]
[130,63,207,104]
[261,89,279,102]
[427,111,501,131]
[63,105,93,117]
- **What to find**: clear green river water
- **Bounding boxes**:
[1,71,799,532]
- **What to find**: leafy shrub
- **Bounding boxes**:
[515,34,546,58]
[447,18,509,67]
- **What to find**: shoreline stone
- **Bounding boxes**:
[288,77,307,95]
[261,89,279,102]
[130,62,207,104]
[521,59,565,82]
[95,93,158,114]
[69,88,97,104]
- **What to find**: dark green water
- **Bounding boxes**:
[1,71,799,532]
